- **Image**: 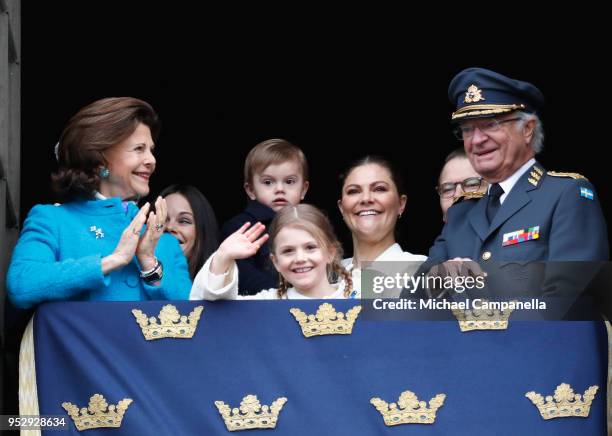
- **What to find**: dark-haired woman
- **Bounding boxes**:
[7,97,192,308]
[160,184,220,279]
[338,156,427,295]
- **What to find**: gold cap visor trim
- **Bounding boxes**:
[451,104,525,120]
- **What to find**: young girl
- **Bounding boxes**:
[189,204,356,300]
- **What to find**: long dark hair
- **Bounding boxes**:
[160,184,220,279]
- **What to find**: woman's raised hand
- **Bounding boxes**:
[136,196,168,271]
[102,202,150,274]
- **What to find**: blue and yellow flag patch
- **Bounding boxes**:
[580,187,594,200]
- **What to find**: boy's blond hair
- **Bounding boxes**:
[244,138,308,185]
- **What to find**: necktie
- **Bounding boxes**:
[486,183,504,223]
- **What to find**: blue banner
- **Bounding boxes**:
[32,300,607,435]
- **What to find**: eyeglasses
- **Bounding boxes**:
[453,117,521,140]
[436,176,484,198]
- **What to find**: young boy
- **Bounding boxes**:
[222,138,309,295]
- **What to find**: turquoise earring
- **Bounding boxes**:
[99,167,110,178]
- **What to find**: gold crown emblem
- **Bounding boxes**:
[464,84,485,103]
[451,299,516,332]
[370,390,446,426]
[215,395,288,431]
[289,303,362,338]
[132,304,204,340]
[62,394,133,431]
[525,383,599,420]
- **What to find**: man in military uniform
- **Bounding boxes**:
[405,68,609,301]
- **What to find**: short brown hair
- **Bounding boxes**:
[243,138,308,186]
[52,97,160,201]
[268,204,352,298]
[438,147,468,184]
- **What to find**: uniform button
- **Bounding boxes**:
[481,251,492,261]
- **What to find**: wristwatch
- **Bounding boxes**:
[140,258,163,283]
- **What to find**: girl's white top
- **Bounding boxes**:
[190,252,355,300]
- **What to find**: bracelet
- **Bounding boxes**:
[140,259,163,283]
[140,258,159,275]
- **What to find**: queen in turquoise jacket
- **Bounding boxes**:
[7,97,192,308]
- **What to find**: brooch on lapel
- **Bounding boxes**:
[89,225,104,239]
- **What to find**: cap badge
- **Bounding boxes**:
[464,84,485,103]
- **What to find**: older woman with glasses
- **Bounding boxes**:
[436,148,488,222]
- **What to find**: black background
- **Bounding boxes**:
[4,1,611,416]
[21,4,612,255]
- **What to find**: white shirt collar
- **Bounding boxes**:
[343,243,403,271]
[94,191,138,206]
[375,243,404,261]
[488,158,536,204]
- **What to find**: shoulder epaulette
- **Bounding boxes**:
[453,191,485,205]
[547,171,589,181]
